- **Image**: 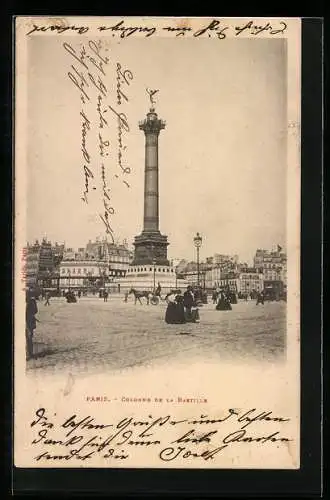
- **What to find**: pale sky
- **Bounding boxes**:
[27,35,287,264]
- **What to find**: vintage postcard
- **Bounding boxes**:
[14,16,301,469]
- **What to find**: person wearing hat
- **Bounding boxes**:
[26,289,38,360]
[183,285,196,322]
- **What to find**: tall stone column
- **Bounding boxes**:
[132,107,169,266]
[139,108,165,232]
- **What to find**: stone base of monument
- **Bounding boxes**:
[115,264,188,293]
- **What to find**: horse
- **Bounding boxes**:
[128,288,151,305]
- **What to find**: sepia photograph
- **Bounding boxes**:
[14,17,301,469]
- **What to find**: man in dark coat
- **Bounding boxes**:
[26,291,38,360]
[155,282,162,297]
[183,285,194,308]
[183,286,198,322]
[256,291,264,305]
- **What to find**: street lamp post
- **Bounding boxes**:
[46,268,51,288]
[193,232,203,288]
[152,258,156,292]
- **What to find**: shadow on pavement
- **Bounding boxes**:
[30,343,78,360]
[176,332,196,336]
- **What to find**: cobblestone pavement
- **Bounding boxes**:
[27,295,286,375]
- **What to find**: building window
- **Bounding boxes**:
[158,268,161,272]
[167,269,169,272]
[72,269,75,274]
[78,269,81,274]
[61,268,65,274]
[163,269,165,272]
[149,268,152,271]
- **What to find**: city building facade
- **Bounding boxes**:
[59,259,109,290]
[25,238,133,293]
[204,269,263,294]
[254,247,287,283]
[25,239,58,290]
[58,239,132,290]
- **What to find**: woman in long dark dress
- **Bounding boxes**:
[165,293,186,324]
[216,291,232,311]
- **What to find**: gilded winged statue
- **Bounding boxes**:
[146,88,159,106]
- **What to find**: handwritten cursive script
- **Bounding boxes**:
[27,19,288,40]
[29,407,293,465]
[63,39,134,239]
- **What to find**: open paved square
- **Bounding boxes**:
[27,295,286,376]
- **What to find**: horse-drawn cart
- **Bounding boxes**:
[128,288,160,305]
[128,288,181,305]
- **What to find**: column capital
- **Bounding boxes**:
[139,110,166,134]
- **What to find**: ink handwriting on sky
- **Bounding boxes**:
[63,39,134,240]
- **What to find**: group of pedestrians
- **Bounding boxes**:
[165,286,200,324]
[211,287,266,309]
[215,290,233,311]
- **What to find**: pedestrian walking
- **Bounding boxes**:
[103,290,109,302]
[256,291,264,305]
[26,290,38,360]
[44,291,51,306]
[124,291,129,303]
[155,282,162,296]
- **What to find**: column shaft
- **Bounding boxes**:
[143,133,159,231]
